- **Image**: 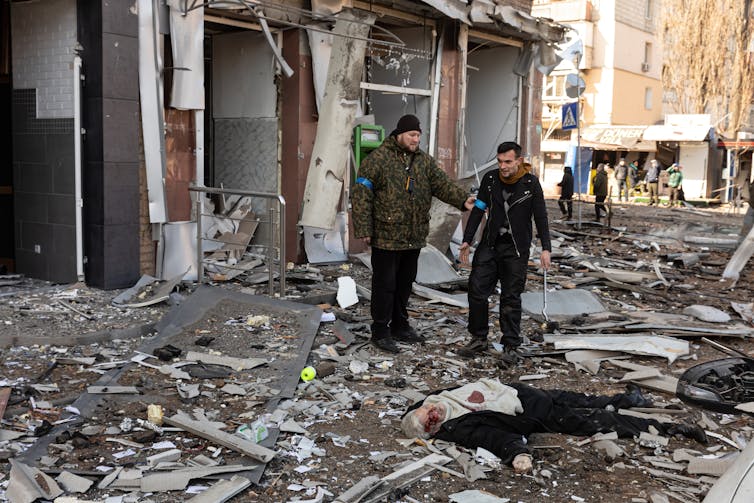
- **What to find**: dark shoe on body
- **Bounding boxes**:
[457,338,488,358]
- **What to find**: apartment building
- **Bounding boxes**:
[532,0,663,193]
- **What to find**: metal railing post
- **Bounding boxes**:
[195,190,204,283]
[278,196,286,296]
[268,199,275,295]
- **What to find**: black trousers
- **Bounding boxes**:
[510,384,664,438]
[467,238,528,347]
[595,195,606,219]
[557,198,572,218]
[370,247,420,338]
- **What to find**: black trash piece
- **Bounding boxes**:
[194,336,215,347]
[384,377,407,388]
[34,420,53,437]
[153,344,182,361]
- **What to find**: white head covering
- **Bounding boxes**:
[423,378,523,423]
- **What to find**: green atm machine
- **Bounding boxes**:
[353,124,385,180]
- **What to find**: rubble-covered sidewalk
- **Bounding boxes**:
[1,200,754,503]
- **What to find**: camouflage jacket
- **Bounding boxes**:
[351,136,468,250]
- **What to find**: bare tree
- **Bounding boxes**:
[661,0,754,137]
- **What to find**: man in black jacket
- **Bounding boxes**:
[458,142,551,361]
[401,380,707,474]
[557,165,574,220]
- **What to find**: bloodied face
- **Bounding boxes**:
[413,402,448,435]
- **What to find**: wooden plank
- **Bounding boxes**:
[164,412,275,463]
[186,475,251,503]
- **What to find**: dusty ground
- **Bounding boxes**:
[1,197,753,502]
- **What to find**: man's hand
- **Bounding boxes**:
[540,250,551,270]
[361,237,371,246]
[464,196,476,211]
[512,453,533,474]
[459,242,471,266]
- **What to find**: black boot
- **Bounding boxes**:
[666,424,708,444]
[371,323,400,354]
[457,338,488,358]
[392,325,425,344]
[624,383,653,408]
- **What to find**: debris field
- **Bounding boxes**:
[1,199,754,503]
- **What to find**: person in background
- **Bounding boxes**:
[592,163,608,222]
[351,114,475,354]
[645,159,661,206]
[627,160,640,197]
[667,163,684,207]
[457,142,551,365]
[614,158,629,202]
[557,166,574,220]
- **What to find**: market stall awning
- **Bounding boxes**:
[642,125,712,142]
[581,126,656,152]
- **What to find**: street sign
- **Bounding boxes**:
[562,102,578,130]
[565,73,585,98]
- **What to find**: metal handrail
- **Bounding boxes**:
[189,186,286,296]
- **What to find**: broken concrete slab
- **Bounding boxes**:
[545,334,689,363]
[687,454,739,476]
[55,471,94,493]
[186,475,251,502]
[6,459,63,503]
[683,305,732,323]
[522,288,605,318]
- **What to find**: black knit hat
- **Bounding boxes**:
[390,114,422,137]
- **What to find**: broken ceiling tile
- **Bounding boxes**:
[336,276,359,309]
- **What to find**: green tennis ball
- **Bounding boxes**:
[300,366,316,382]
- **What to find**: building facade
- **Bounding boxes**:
[2,0,565,288]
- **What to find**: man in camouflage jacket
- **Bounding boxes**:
[352,114,475,353]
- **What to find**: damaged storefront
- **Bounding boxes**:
[3,0,565,288]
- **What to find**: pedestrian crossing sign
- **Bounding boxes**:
[562,102,578,130]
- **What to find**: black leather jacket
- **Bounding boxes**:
[463,170,551,256]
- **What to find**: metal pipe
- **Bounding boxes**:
[73,55,84,282]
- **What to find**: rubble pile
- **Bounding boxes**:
[1,201,754,503]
